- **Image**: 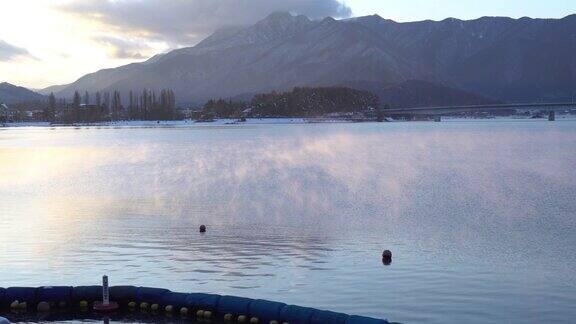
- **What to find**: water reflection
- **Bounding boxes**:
[0,121,575,324]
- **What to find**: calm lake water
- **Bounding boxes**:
[1,120,575,324]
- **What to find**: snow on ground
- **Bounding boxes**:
[442,115,576,122]
[2,116,576,128]
[2,122,52,127]
[1,118,310,128]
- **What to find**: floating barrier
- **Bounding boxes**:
[0,285,391,323]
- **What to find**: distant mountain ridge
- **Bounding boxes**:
[50,12,576,106]
[0,82,45,105]
[343,80,499,108]
[37,84,68,95]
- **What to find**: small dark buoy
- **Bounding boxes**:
[199,225,206,233]
[382,250,392,265]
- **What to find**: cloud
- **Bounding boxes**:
[0,40,35,61]
[58,0,352,45]
[93,36,150,59]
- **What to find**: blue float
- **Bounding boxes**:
[280,304,317,324]
[37,286,73,305]
[134,287,169,304]
[159,292,191,309]
[311,310,349,324]
[184,293,220,311]
[217,295,252,315]
[0,286,392,323]
[347,315,389,324]
[72,286,102,303]
[5,287,37,305]
[249,299,286,322]
[109,286,137,304]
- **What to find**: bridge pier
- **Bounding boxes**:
[548,111,555,121]
[434,116,442,122]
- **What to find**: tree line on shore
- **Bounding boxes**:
[3,86,384,123]
[42,89,177,123]
[201,86,381,119]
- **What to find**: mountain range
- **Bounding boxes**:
[41,12,576,107]
[0,82,45,105]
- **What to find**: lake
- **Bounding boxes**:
[1,120,575,324]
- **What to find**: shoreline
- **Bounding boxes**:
[0,118,309,128]
[2,115,576,128]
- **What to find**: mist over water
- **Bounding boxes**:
[1,120,575,324]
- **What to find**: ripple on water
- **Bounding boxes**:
[0,122,575,324]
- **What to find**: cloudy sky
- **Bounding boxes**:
[1,0,575,89]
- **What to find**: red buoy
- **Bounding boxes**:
[94,301,119,311]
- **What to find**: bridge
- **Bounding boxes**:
[381,102,576,121]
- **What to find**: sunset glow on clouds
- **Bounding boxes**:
[0,1,171,89]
